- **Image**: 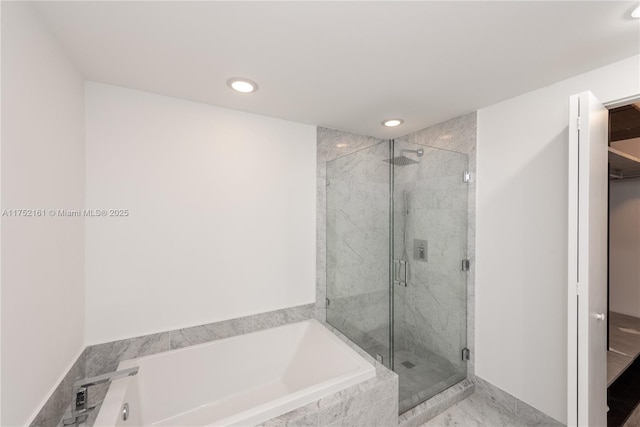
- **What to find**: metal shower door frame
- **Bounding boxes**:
[388,139,396,370]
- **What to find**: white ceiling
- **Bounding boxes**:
[33,1,640,138]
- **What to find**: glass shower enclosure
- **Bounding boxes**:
[326,139,468,413]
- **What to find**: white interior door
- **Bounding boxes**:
[567,91,608,426]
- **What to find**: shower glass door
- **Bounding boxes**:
[392,139,468,412]
[326,141,392,367]
[326,139,468,413]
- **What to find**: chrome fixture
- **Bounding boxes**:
[413,239,428,262]
[122,403,130,421]
[462,348,471,361]
[384,148,424,166]
[403,148,424,157]
[63,367,139,426]
[401,360,416,369]
[394,259,409,286]
[394,190,414,286]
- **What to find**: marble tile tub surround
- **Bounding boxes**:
[86,303,314,378]
[258,322,399,427]
[32,304,314,427]
[29,352,86,427]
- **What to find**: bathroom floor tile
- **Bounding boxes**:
[420,393,553,427]
[394,349,455,413]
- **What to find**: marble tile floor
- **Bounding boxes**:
[365,343,458,413]
[609,312,640,386]
[395,349,459,413]
[421,392,558,427]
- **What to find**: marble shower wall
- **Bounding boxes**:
[316,112,477,377]
[316,113,477,377]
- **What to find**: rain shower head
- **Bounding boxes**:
[384,156,419,166]
[384,148,424,166]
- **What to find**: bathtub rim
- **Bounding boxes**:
[94,318,376,426]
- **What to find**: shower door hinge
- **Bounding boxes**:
[463,171,471,183]
[462,348,470,361]
[326,298,330,307]
[461,259,470,271]
[577,117,581,131]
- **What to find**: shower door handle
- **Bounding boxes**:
[402,260,409,285]
[393,260,401,285]
[394,260,408,287]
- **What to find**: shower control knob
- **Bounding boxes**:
[595,313,605,321]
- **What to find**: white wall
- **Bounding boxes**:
[1,3,85,425]
[610,178,640,317]
[476,55,640,423]
[85,83,316,344]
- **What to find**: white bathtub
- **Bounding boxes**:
[93,319,376,426]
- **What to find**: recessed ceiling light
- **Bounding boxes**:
[227,78,258,93]
[382,119,404,127]
[336,143,348,148]
[632,5,640,18]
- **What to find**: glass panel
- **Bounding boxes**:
[325,138,468,412]
[326,141,392,367]
[392,139,468,412]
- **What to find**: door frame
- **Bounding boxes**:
[568,93,640,426]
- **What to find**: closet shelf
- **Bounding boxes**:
[609,147,640,180]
